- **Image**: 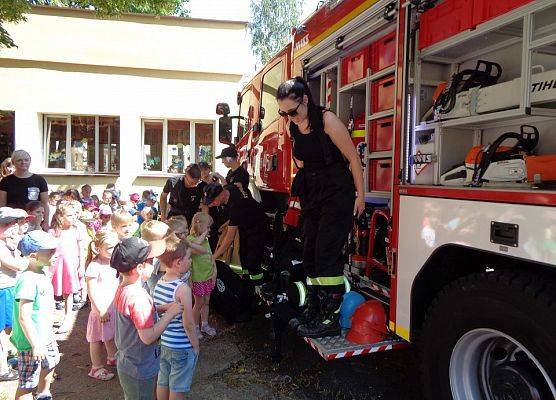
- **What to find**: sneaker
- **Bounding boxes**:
[201,323,217,337]
[55,301,63,310]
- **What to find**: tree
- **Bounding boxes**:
[250,0,304,66]
[0,0,189,49]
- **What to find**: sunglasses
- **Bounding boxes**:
[278,101,303,118]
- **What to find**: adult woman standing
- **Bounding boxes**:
[0,150,49,229]
[276,77,364,338]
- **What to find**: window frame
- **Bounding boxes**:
[43,114,120,174]
[141,118,216,175]
[259,60,284,131]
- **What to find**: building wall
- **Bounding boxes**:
[0,8,250,199]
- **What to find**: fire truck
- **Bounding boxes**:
[216,0,556,398]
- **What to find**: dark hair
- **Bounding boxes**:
[64,188,81,202]
[276,76,324,131]
[185,164,201,180]
[25,200,44,213]
[106,183,115,189]
[198,162,210,171]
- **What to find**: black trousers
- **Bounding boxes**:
[301,166,355,293]
[239,224,266,282]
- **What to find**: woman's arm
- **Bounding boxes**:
[39,192,49,230]
[323,112,365,217]
[212,225,238,261]
[0,191,6,207]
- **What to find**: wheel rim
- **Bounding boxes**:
[449,328,555,400]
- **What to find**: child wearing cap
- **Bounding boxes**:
[153,234,199,400]
[141,221,170,296]
[12,230,59,400]
[112,237,184,400]
[0,208,30,382]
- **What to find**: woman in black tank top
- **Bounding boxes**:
[276,76,364,338]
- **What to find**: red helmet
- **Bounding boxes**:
[346,300,389,344]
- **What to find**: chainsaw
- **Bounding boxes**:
[440,125,556,188]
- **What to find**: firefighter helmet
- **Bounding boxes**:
[339,291,365,329]
[346,300,388,344]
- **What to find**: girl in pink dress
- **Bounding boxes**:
[50,202,82,333]
[85,230,119,381]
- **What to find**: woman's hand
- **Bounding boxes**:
[353,195,365,217]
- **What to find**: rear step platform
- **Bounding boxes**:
[303,331,408,361]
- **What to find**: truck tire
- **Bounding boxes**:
[420,270,556,400]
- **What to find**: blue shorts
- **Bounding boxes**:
[157,346,198,393]
[0,287,14,331]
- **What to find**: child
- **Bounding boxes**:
[24,201,45,232]
[13,230,59,400]
[166,215,188,241]
[85,230,119,381]
[70,200,91,309]
[111,209,138,241]
[139,207,154,225]
[101,190,115,212]
[0,208,29,382]
[188,212,217,337]
[47,192,61,225]
[111,237,183,400]
[154,234,199,400]
[81,184,93,207]
[98,204,113,230]
[49,202,82,334]
[141,220,170,295]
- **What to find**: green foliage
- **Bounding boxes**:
[0,0,189,49]
[250,0,304,66]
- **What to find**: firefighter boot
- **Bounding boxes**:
[298,290,342,338]
[289,286,319,330]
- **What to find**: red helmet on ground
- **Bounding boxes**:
[346,300,388,344]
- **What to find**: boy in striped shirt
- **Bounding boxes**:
[153,234,199,399]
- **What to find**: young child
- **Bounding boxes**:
[81,184,94,207]
[47,192,61,226]
[188,212,217,337]
[141,220,171,295]
[24,201,45,232]
[0,208,29,382]
[49,202,82,334]
[101,190,116,212]
[13,230,59,400]
[98,204,113,230]
[111,237,183,400]
[111,209,138,241]
[139,207,154,225]
[70,200,91,309]
[85,230,119,381]
[154,234,199,400]
[166,215,188,241]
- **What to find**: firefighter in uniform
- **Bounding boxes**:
[204,183,267,286]
[276,76,365,338]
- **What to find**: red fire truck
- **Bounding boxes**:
[216,0,556,398]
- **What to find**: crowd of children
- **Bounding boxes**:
[0,182,218,400]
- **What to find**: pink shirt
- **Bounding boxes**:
[85,259,119,315]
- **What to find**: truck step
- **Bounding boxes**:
[303,330,408,361]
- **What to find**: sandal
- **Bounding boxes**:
[88,367,114,381]
[0,369,19,381]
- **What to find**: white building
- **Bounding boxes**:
[0,5,251,196]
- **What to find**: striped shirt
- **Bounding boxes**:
[153,278,191,349]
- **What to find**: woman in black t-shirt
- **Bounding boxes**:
[0,150,49,229]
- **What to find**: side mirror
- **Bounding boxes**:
[218,116,232,145]
[216,103,230,116]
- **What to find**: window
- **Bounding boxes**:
[142,119,214,173]
[0,111,15,162]
[44,115,120,172]
[238,89,252,139]
[260,61,283,130]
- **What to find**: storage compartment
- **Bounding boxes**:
[341,47,369,85]
[370,117,393,152]
[418,0,474,50]
[371,31,396,72]
[371,74,395,113]
[473,0,533,27]
[369,159,392,192]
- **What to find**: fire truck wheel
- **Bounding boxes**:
[420,270,556,400]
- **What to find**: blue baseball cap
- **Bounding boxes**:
[18,231,59,256]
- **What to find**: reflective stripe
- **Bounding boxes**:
[344,276,351,293]
[351,129,365,138]
[249,273,264,281]
[229,264,249,275]
[306,276,345,286]
[294,281,307,307]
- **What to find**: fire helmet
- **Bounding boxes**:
[346,300,388,344]
[339,291,365,329]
